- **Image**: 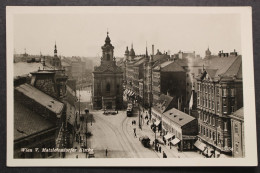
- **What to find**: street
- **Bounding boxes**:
[65,87,204,159]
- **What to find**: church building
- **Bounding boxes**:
[92,32,123,110]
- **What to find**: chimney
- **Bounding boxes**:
[152,45,154,56]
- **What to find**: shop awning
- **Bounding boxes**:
[170,138,180,145]
[130,92,135,96]
[194,140,207,151]
[164,133,174,140]
[154,120,161,126]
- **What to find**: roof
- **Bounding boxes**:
[163,108,195,127]
[15,83,64,116]
[153,94,174,114]
[14,100,56,141]
[154,61,185,72]
[152,54,170,62]
[175,58,205,67]
[133,57,146,66]
[200,55,242,81]
[230,107,244,120]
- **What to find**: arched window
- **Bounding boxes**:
[106,83,110,93]
[107,54,110,61]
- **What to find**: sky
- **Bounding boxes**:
[14,12,241,58]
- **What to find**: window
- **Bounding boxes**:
[224,121,227,131]
[216,87,219,96]
[235,142,239,153]
[107,54,110,61]
[206,129,208,137]
[217,102,220,112]
[209,130,212,139]
[225,138,228,147]
[212,101,215,110]
[116,85,120,94]
[218,133,221,144]
[213,117,215,126]
[106,83,110,93]
[213,132,215,141]
[231,88,235,97]
[223,88,227,97]
[203,127,205,135]
[235,124,238,133]
[223,98,227,114]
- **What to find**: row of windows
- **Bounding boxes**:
[198,84,235,97]
[199,124,216,141]
[199,113,216,126]
[198,97,219,111]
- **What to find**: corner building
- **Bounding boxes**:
[195,52,243,158]
[92,33,123,110]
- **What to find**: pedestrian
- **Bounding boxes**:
[163,151,166,158]
[105,148,108,157]
[76,155,78,158]
[134,132,137,138]
[147,120,149,125]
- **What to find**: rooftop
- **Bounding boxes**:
[153,94,174,114]
[15,83,64,116]
[201,55,242,80]
[14,100,56,141]
[154,61,185,72]
[230,107,244,120]
[163,108,195,127]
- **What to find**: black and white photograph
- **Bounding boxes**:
[6,6,257,166]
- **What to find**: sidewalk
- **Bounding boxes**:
[137,109,203,158]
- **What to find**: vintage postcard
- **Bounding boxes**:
[6,6,257,166]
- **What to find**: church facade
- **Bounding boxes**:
[92,33,123,110]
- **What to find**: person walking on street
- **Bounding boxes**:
[105,148,108,157]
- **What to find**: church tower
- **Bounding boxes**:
[205,46,211,57]
[124,46,130,62]
[129,43,135,61]
[52,42,61,69]
[92,32,123,110]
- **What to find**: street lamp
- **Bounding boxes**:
[84,108,89,150]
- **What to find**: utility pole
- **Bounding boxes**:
[85,109,89,155]
[79,88,81,119]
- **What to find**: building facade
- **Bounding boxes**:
[152,61,186,109]
[229,107,244,157]
[162,108,198,151]
[195,52,243,157]
[92,33,123,110]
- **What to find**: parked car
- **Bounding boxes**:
[139,135,150,148]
